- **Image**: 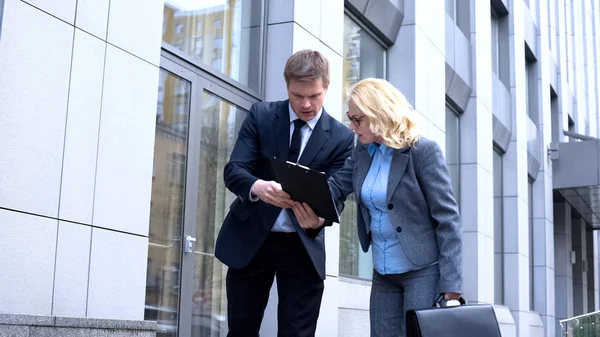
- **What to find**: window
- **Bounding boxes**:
[445,0,455,19]
[212,57,222,70]
[490,8,510,87]
[491,11,499,74]
[493,149,504,304]
[194,37,203,56]
[445,105,461,207]
[162,0,263,92]
[525,60,538,123]
[446,0,470,37]
[339,14,386,280]
[528,180,534,311]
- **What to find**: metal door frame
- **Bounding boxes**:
[160,50,258,337]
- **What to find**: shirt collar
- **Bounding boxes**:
[368,142,391,157]
[368,143,380,157]
[289,103,322,130]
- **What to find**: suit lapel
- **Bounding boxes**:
[273,101,291,161]
[386,148,410,204]
[297,110,331,166]
[354,144,372,204]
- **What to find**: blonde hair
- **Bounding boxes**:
[347,78,422,149]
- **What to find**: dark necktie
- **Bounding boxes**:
[288,119,307,163]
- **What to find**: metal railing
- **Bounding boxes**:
[563,130,600,141]
[560,311,600,337]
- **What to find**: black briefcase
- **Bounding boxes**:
[406,295,502,337]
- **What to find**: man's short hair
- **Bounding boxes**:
[283,50,330,86]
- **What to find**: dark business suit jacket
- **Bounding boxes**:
[328,137,462,293]
[215,99,355,280]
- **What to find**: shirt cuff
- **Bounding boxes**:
[249,190,259,202]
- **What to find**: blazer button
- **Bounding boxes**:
[396,226,402,233]
[387,203,393,210]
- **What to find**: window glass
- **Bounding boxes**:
[445,106,460,207]
[493,150,504,305]
[339,15,386,280]
[162,0,263,92]
[446,0,455,19]
[447,0,470,37]
[191,92,247,336]
[526,60,534,122]
[491,12,499,74]
[529,180,534,311]
[341,15,385,125]
[146,69,191,337]
[147,67,249,336]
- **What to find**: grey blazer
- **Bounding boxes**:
[329,137,462,293]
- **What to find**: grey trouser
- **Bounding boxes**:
[370,264,440,337]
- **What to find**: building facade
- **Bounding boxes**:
[1,0,600,337]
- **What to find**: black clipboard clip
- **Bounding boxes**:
[270,157,339,223]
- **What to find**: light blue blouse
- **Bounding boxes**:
[361,143,421,275]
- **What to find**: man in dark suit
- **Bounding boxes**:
[214,50,355,337]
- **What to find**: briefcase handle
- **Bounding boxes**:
[433,293,467,308]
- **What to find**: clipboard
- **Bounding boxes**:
[270,157,340,223]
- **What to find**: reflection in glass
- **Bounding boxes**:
[446,0,455,19]
[339,15,385,280]
[146,69,191,337]
[341,16,385,127]
[162,0,263,92]
[493,150,504,305]
[528,181,534,311]
[191,91,246,337]
[491,12,499,75]
[445,106,460,207]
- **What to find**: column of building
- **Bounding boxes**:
[504,1,535,336]
[532,0,557,336]
[459,0,495,305]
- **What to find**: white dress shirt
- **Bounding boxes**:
[270,105,322,232]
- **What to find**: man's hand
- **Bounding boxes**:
[250,180,294,208]
[292,202,325,229]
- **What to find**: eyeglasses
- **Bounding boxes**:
[346,112,365,127]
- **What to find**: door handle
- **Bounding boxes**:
[185,235,196,253]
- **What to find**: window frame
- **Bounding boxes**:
[161,0,267,101]
[528,178,535,311]
[493,146,505,305]
[344,8,388,77]
[338,9,388,281]
[491,9,500,75]
[445,103,462,208]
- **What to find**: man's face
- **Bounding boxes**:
[287,78,328,121]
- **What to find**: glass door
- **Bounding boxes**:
[181,84,251,337]
[148,52,256,337]
[151,52,257,337]
[146,58,198,337]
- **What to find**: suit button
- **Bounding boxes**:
[387,203,393,210]
[396,227,402,233]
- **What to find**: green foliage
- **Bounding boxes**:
[563,316,600,337]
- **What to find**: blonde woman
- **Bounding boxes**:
[292,78,463,337]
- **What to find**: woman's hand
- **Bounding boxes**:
[444,292,461,301]
[292,202,325,229]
